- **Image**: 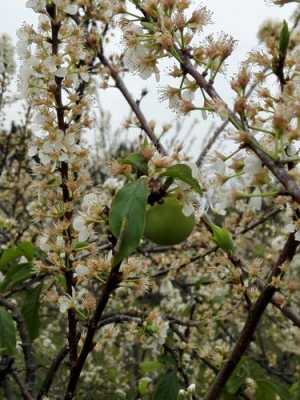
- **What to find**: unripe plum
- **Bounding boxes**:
[144,196,195,245]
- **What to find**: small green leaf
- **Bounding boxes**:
[211,224,235,254]
[0,307,16,355]
[290,382,300,399]
[72,241,89,251]
[121,153,148,175]
[162,164,202,194]
[0,242,37,272]
[21,285,42,341]
[17,242,36,262]
[0,263,33,292]
[109,179,149,263]
[0,246,22,271]
[256,381,278,400]
[279,20,290,58]
[140,359,163,374]
[138,377,152,395]
[154,371,181,400]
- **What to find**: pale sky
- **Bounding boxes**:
[0,1,297,154]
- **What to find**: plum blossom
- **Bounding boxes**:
[285,221,300,241]
[73,192,106,242]
[58,289,78,313]
[123,46,160,81]
[75,264,90,278]
[26,0,46,12]
[73,215,93,242]
[0,34,15,77]
[248,188,263,211]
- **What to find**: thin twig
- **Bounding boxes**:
[98,51,167,156]
[11,370,33,400]
[196,67,268,167]
[179,52,300,205]
[37,345,69,400]
[64,262,122,400]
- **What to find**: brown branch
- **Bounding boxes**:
[196,119,229,167]
[98,312,199,329]
[47,3,78,368]
[203,233,298,400]
[179,53,300,205]
[152,208,281,278]
[98,51,167,156]
[64,262,122,400]
[196,67,267,167]
[256,280,300,328]
[37,345,69,400]
[246,136,300,204]
[227,253,300,329]
[11,370,33,400]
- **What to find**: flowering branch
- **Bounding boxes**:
[204,233,298,400]
[64,261,122,400]
[178,52,300,204]
[97,50,167,155]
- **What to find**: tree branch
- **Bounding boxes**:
[98,51,167,156]
[204,233,298,400]
[11,370,33,400]
[37,345,69,400]
[179,53,300,205]
[64,262,122,400]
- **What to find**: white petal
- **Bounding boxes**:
[55,67,67,78]
[295,231,300,242]
[73,216,85,231]
[64,4,78,15]
[75,265,89,277]
[79,228,90,242]
[28,145,38,157]
[285,223,296,233]
[182,202,194,217]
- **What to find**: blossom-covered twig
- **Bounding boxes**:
[179,52,300,204]
[97,50,167,155]
[204,233,298,400]
[64,261,122,400]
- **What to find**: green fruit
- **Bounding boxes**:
[144,196,195,245]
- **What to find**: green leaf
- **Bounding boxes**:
[109,179,149,263]
[0,242,37,272]
[21,285,42,341]
[162,164,202,194]
[0,263,33,292]
[226,374,243,395]
[138,377,151,396]
[0,246,22,271]
[0,307,16,355]
[121,153,148,175]
[17,242,36,262]
[154,371,181,400]
[256,381,278,400]
[290,382,300,399]
[279,20,290,58]
[211,224,235,254]
[140,359,163,374]
[72,241,89,251]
